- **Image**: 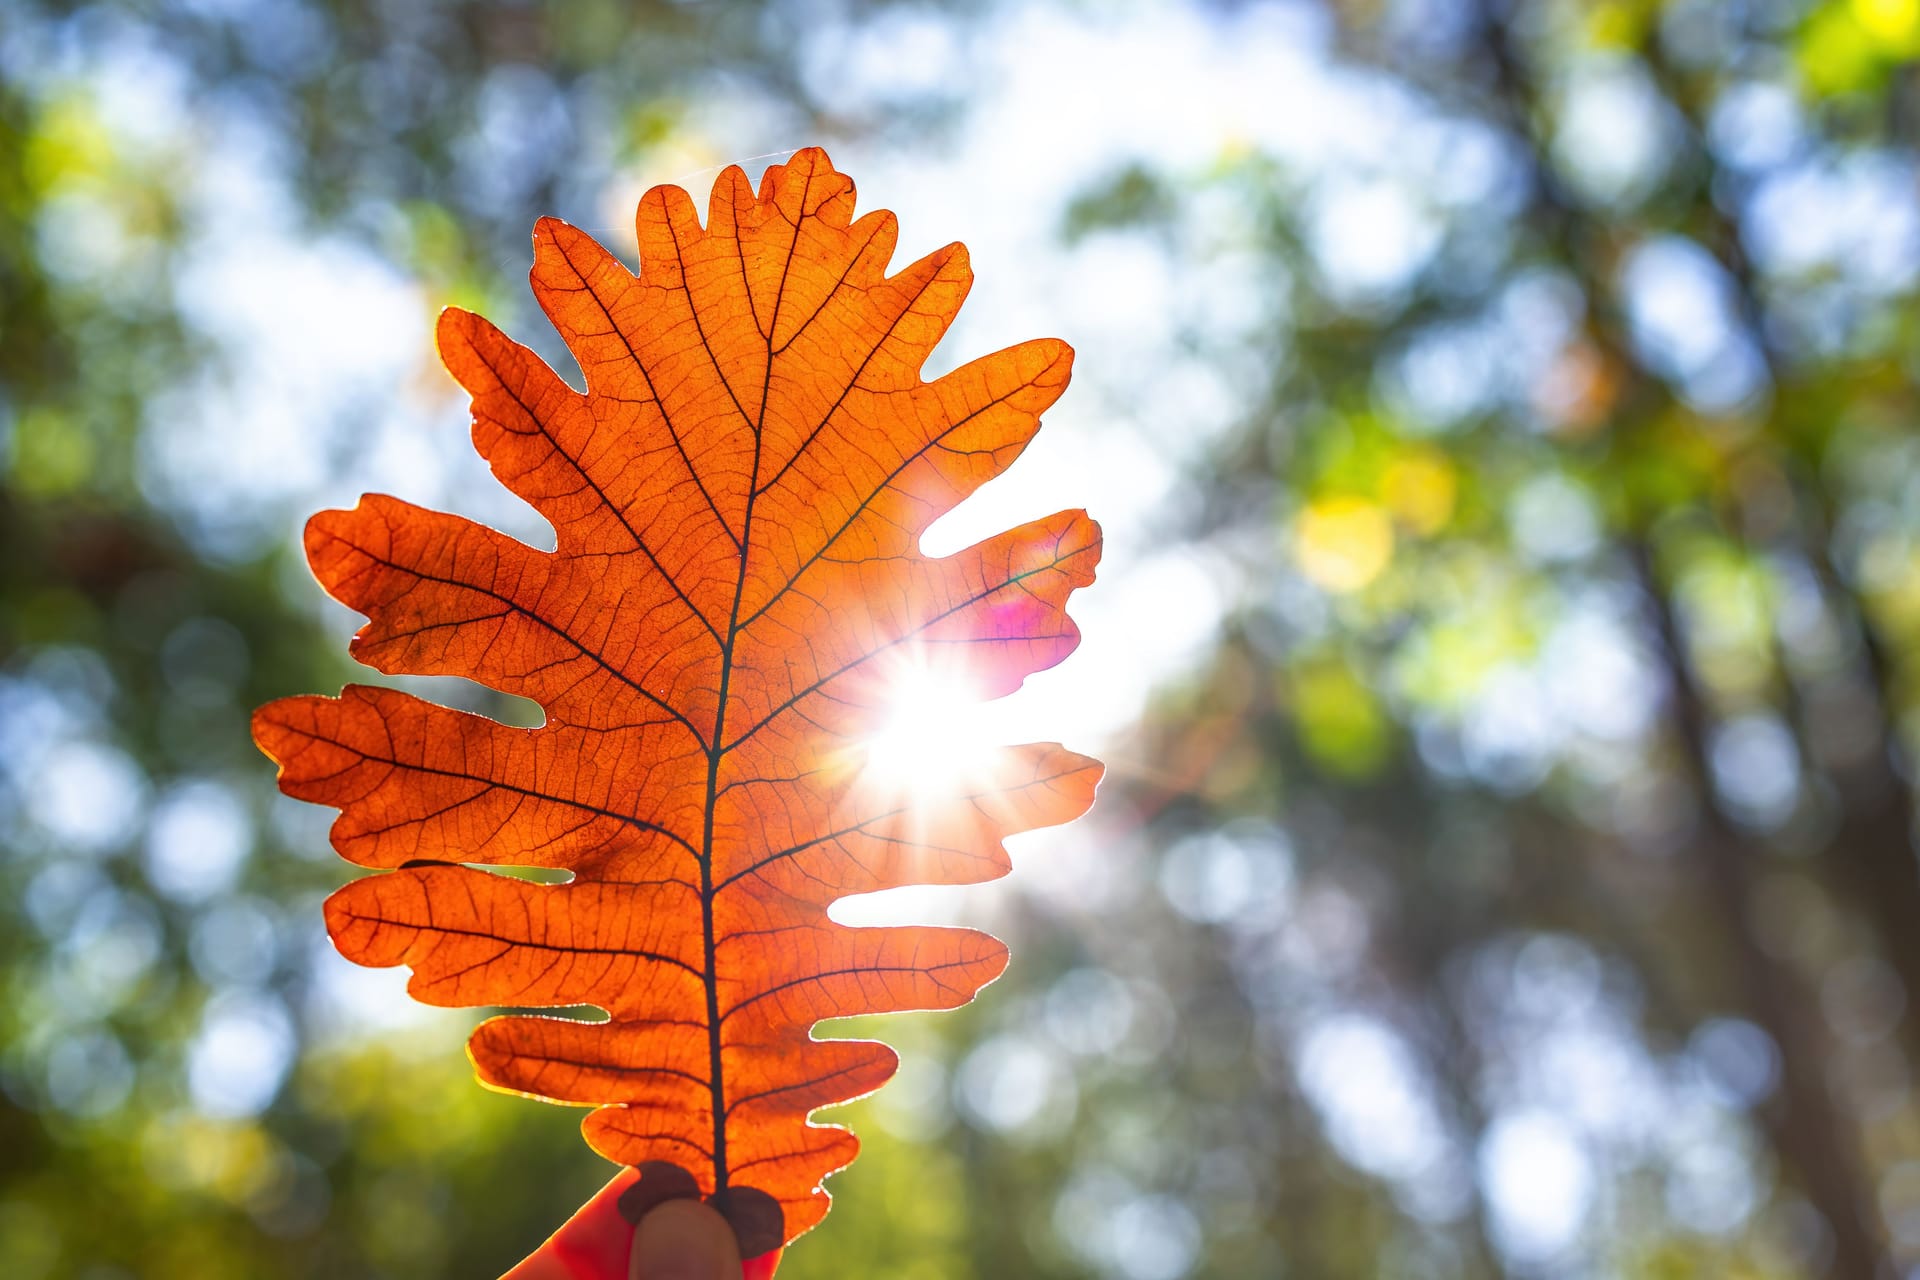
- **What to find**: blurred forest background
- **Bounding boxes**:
[7,0,1920,1277]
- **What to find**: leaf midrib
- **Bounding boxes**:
[692,165,810,1195]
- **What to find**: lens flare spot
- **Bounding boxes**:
[857,659,997,804]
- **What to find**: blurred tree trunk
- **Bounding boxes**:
[1634,541,1892,1279]
[1464,7,1898,1272]
[1769,477,1920,1067]
[1631,26,1920,1071]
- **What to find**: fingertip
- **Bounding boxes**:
[629,1198,743,1280]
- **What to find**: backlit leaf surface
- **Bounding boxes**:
[253,148,1101,1252]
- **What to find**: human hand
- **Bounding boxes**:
[501,1167,780,1280]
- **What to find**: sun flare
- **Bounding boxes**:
[854,656,1000,805]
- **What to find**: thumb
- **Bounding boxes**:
[629,1198,743,1280]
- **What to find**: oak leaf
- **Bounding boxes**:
[253,148,1101,1258]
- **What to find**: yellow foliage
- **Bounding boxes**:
[1801,4,1886,93]
[1854,0,1920,47]
[1294,496,1395,592]
[1292,661,1392,777]
[22,96,115,193]
[1585,0,1653,49]
[140,1114,281,1206]
[8,408,93,498]
[1382,448,1457,536]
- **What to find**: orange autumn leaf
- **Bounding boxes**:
[253,148,1102,1257]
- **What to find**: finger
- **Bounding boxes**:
[500,1167,642,1280]
[629,1198,743,1280]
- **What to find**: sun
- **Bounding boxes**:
[828,649,1009,929]
[853,652,999,806]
